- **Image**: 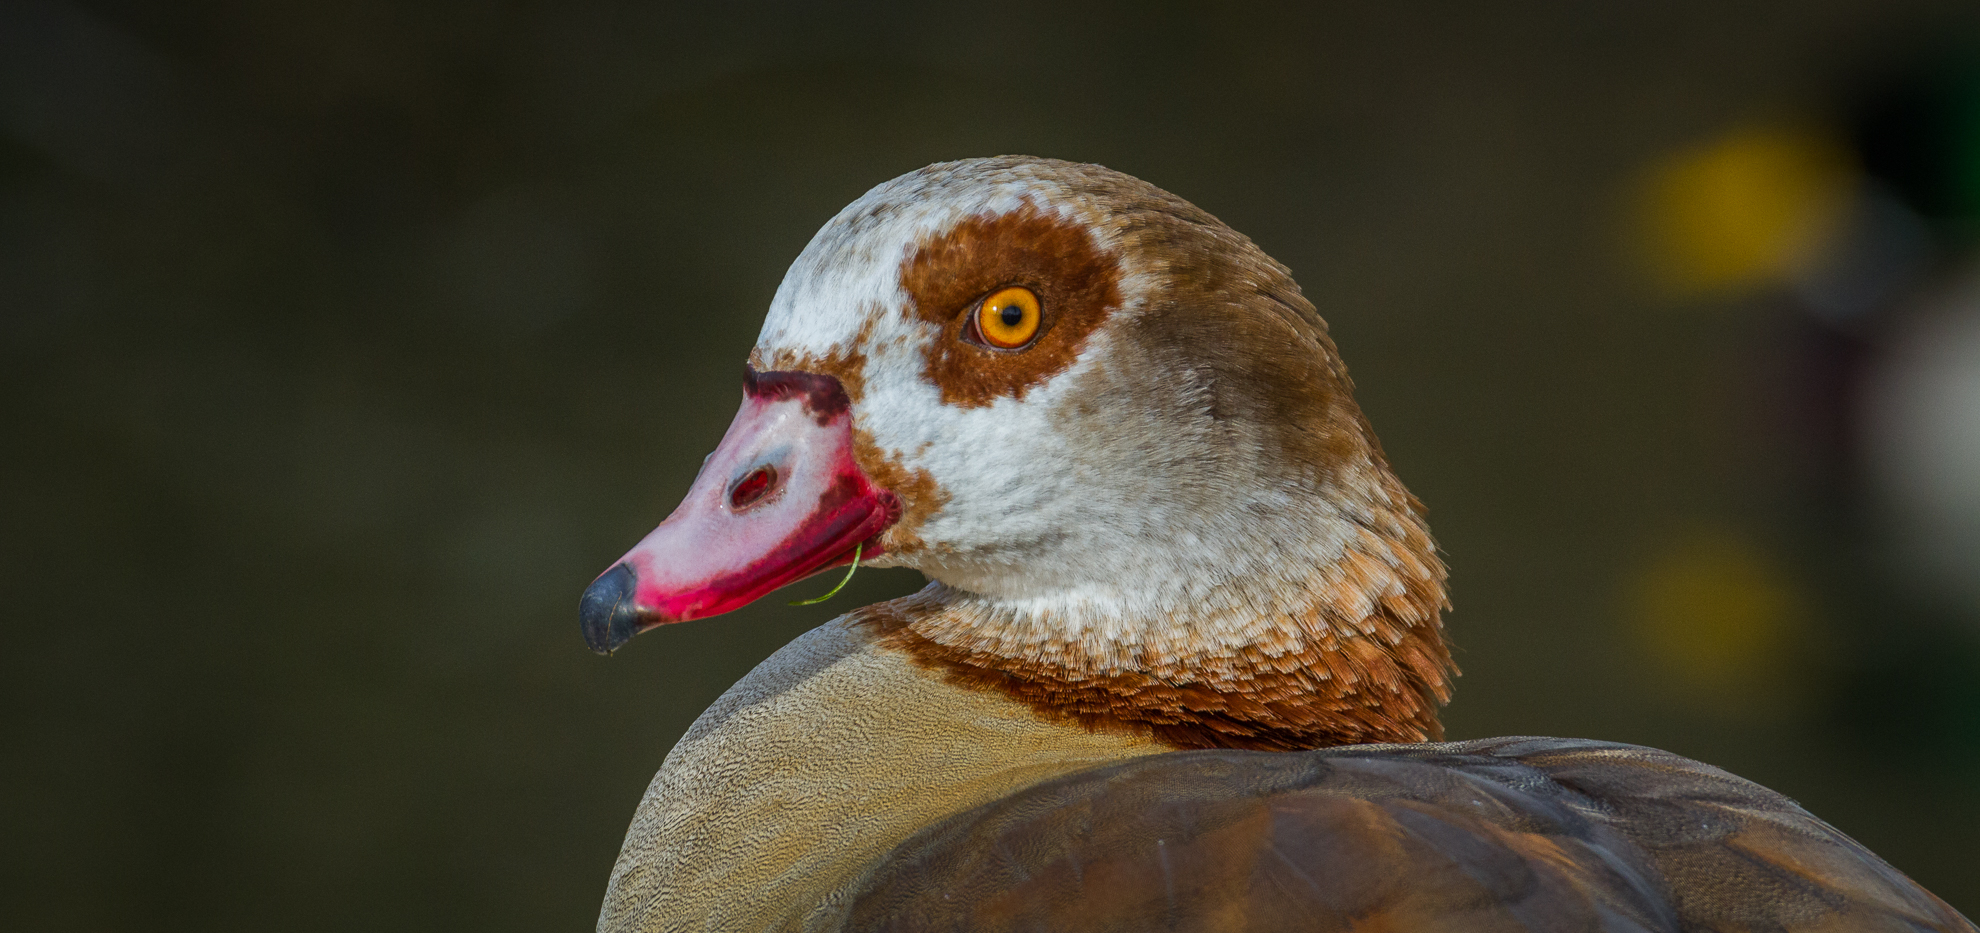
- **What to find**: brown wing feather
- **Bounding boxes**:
[842,737,1974,933]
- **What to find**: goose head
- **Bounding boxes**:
[581,156,1453,750]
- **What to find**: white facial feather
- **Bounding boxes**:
[752,158,1398,662]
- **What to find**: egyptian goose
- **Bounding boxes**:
[578,156,1974,932]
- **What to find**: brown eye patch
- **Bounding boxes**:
[900,201,1122,408]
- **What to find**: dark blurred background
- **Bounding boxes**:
[5,1,1980,928]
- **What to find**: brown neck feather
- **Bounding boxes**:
[852,501,1455,753]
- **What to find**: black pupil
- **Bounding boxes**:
[999,303,1023,327]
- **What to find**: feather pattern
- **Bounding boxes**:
[844,737,1973,932]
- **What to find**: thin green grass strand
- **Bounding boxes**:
[789,542,862,606]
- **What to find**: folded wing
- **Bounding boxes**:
[845,737,1973,933]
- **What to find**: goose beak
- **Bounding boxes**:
[579,367,898,654]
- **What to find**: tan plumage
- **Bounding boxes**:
[586,157,1974,932]
[597,621,1162,932]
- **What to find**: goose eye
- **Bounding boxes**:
[973,286,1042,349]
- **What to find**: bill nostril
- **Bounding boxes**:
[729,465,778,510]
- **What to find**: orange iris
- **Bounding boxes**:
[975,286,1042,349]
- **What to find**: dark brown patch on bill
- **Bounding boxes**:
[751,330,870,407]
[741,365,852,423]
[899,201,1123,408]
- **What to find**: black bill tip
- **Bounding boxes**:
[579,563,647,655]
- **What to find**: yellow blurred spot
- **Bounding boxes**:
[1631,125,1856,294]
[1628,526,1807,705]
